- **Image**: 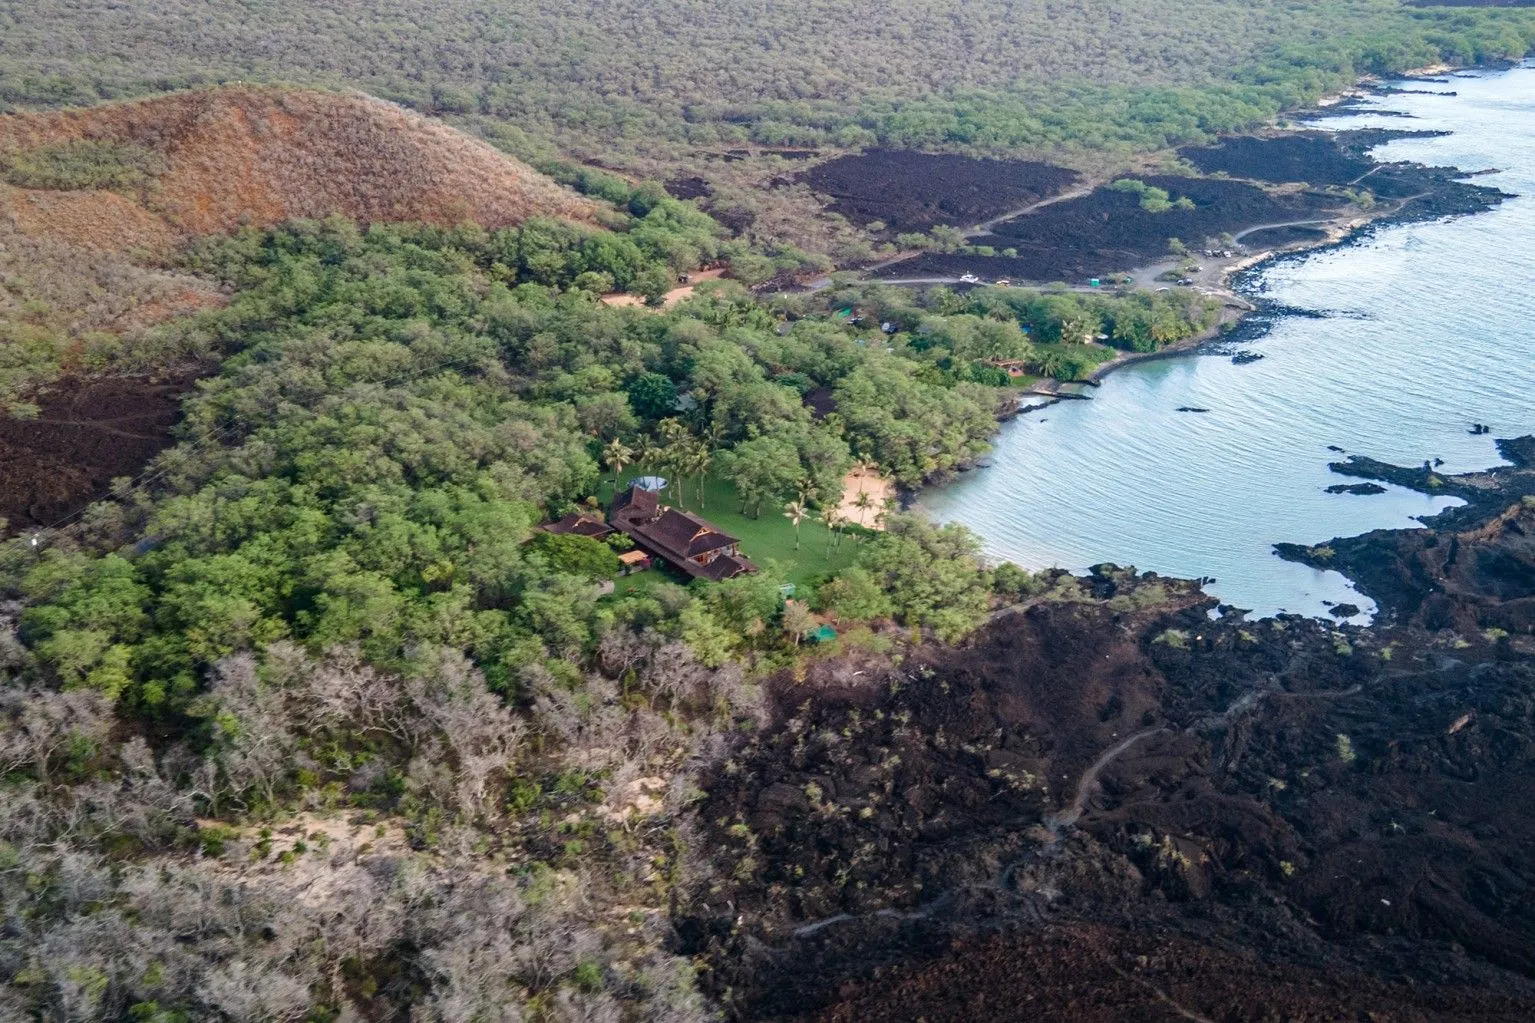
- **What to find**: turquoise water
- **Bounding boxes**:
[920,63,1535,621]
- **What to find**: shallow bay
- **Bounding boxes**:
[921,62,1535,620]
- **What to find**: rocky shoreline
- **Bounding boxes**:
[1276,436,1535,631]
[996,77,1513,413]
[671,68,1535,1021]
[678,437,1535,1020]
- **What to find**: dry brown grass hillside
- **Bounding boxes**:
[1,85,597,239]
[0,86,598,375]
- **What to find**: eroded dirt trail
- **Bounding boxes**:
[1047,727,1165,833]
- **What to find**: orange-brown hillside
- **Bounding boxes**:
[0,85,598,240]
[0,86,601,345]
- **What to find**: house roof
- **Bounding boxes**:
[608,485,756,580]
[643,508,739,558]
[541,513,614,539]
[610,485,658,526]
[618,550,651,565]
[697,552,756,581]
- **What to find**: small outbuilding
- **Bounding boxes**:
[617,550,652,574]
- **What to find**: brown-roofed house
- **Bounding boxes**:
[541,512,615,541]
[609,485,756,581]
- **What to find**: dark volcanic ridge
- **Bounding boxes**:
[873,174,1343,282]
[0,375,191,531]
[798,149,1080,233]
[868,128,1508,285]
[1278,435,1535,631]
[1179,131,1375,185]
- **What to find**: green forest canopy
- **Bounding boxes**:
[10,211,1215,714]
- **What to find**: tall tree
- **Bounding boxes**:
[687,442,714,510]
[782,600,816,646]
[853,490,874,528]
[633,437,661,482]
[603,438,634,492]
[718,434,801,518]
[656,418,692,502]
[795,474,819,506]
[823,507,845,552]
[783,500,811,551]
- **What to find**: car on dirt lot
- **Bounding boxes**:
[959,273,980,283]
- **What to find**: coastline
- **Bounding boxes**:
[940,186,1465,480]
[998,122,1506,409]
[909,59,1525,594]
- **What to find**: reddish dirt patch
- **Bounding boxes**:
[0,376,188,530]
[1,185,180,255]
[799,150,1080,232]
[600,268,725,310]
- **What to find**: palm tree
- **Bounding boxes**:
[633,437,661,477]
[657,417,690,446]
[783,499,810,550]
[688,443,713,509]
[795,474,819,506]
[853,489,874,528]
[654,419,694,503]
[661,443,691,504]
[823,507,844,553]
[602,438,633,492]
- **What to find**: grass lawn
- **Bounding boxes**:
[612,568,672,598]
[598,471,862,590]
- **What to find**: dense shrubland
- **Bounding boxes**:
[4,1,1533,160]
[3,1,1534,259]
[9,213,1221,713]
[20,214,1185,705]
[0,3,1531,1016]
[0,207,1078,1017]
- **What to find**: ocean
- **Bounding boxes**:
[920,62,1535,620]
